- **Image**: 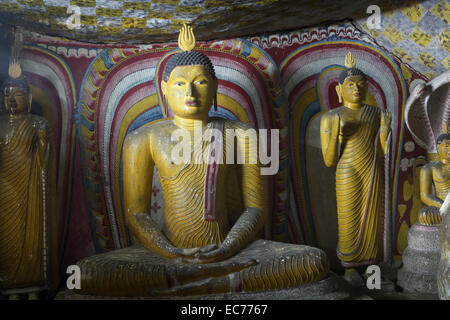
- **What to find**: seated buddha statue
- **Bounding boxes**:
[74,25,330,297]
[419,133,450,225]
[320,52,392,283]
[0,61,59,299]
[397,133,449,293]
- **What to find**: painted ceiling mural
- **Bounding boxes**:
[0,0,390,43]
[355,0,449,79]
[0,0,447,80]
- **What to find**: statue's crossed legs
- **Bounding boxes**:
[76,240,329,297]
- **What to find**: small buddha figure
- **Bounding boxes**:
[419,133,450,225]
[438,192,450,299]
[397,134,448,294]
[320,52,392,283]
[0,61,59,299]
[74,25,329,297]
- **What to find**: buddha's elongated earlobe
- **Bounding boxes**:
[336,85,342,104]
[163,94,167,116]
[161,80,168,116]
[28,93,32,113]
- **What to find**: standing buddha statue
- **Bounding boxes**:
[73,25,330,297]
[0,60,59,299]
[320,52,392,282]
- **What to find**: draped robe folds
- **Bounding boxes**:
[0,115,58,293]
[159,120,228,248]
[335,105,386,267]
[434,175,450,202]
[74,119,330,297]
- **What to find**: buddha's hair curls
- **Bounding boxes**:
[1,77,30,94]
[338,68,366,84]
[163,50,216,81]
[436,133,450,147]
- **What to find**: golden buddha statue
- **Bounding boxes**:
[320,52,392,282]
[74,25,329,297]
[418,133,450,225]
[0,61,59,299]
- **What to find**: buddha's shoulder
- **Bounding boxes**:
[130,119,174,135]
[321,108,342,120]
[429,161,448,171]
[422,161,440,171]
[28,114,49,128]
[147,119,176,132]
[124,119,173,144]
[0,114,49,129]
[222,119,256,131]
[364,104,382,113]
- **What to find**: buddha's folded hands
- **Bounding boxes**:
[177,242,234,264]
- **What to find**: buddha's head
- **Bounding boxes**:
[161,24,218,120]
[1,61,31,116]
[436,133,450,164]
[161,51,217,120]
[336,52,367,107]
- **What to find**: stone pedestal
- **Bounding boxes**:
[398,223,441,294]
[438,212,449,300]
[55,273,349,300]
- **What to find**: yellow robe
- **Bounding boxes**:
[335,105,384,267]
[434,175,450,202]
[0,115,58,293]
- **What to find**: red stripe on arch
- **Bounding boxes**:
[288,74,318,243]
[218,80,258,127]
[207,51,274,130]
[96,53,162,151]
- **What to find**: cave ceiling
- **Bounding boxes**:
[0,0,448,79]
[0,0,393,44]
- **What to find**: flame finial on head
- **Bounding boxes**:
[178,23,196,51]
[8,60,22,79]
[345,52,357,69]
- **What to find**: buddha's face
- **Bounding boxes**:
[3,86,31,115]
[340,75,367,105]
[161,65,217,119]
[438,139,450,163]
